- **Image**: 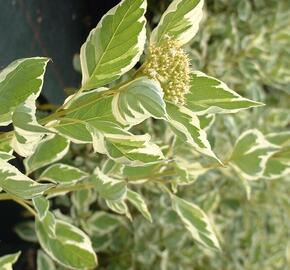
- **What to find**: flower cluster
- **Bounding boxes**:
[142,37,191,104]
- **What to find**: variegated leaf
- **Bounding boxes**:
[93,168,127,202]
[33,196,50,221]
[112,77,166,125]
[0,252,21,270]
[24,134,70,174]
[52,89,115,143]
[198,114,215,130]
[229,129,280,180]
[0,57,48,126]
[0,152,14,161]
[263,132,290,179]
[84,211,122,235]
[12,94,53,157]
[151,0,204,45]
[39,163,88,184]
[80,0,147,90]
[166,102,220,162]
[0,159,53,199]
[56,89,164,166]
[106,199,131,219]
[37,250,56,270]
[186,71,263,115]
[89,126,164,165]
[173,157,208,186]
[172,195,220,250]
[71,189,96,215]
[127,189,152,222]
[35,211,98,270]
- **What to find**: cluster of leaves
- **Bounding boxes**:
[0,0,289,269]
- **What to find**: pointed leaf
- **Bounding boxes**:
[263,132,290,179]
[0,252,21,270]
[12,94,53,157]
[172,195,220,250]
[0,152,14,161]
[37,250,56,270]
[112,77,166,125]
[14,221,38,243]
[85,211,122,235]
[151,0,204,45]
[93,168,127,202]
[106,199,131,219]
[0,159,53,199]
[127,189,152,222]
[186,71,263,114]
[230,130,280,180]
[33,196,50,221]
[80,0,147,90]
[93,131,165,166]
[39,163,88,184]
[0,57,48,126]
[36,212,98,270]
[166,102,220,161]
[24,134,70,174]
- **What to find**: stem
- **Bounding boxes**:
[0,193,36,216]
[13,198,37,216]
[44,183,95,195]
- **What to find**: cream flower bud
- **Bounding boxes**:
[142,37,191,105]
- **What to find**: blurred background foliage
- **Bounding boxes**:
[95,0,290,269]
[11,0,290,269]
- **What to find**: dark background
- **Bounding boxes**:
[0,0,119,104]
[0,0,118,268]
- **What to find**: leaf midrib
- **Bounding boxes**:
[88,0,141,83]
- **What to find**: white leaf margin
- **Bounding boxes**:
[229,129,281,180]
[151,0,204,45]
[80,0,147,88]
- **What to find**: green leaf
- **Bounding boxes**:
[263,132,290,179]
[80,0,147,90]
[84,211,122,235]
[112,77,166,125]
[0,252,21,270]
[71,189,96,215]
[0,137,12,154]
[230,130,280,180]
[0,152,14,161]
[122,163,158,181]
[106,199,131,219]
[172,157,208,187]
[127,189,152,222]
[172,195,220,251]
[89,127,165,166]
[33,196,50,220]
[238,0,252,21]
[24,134,70,174]
[198,114,215,130]
[93,168,127,201]
[14,221,38,243]
[54,90,163,166]
[151,0,204,45]
[35,211,98,270]
[12,94,53,157]
[185,71,263,114]
[37,250,56,270]
[52,90,116,143]
[0,57,48,126]
[266,132,290,146]
[0,159,53,199]
[39,163,88,185]
[166,102,220,162]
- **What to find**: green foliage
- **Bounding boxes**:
[0,0,289,269]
